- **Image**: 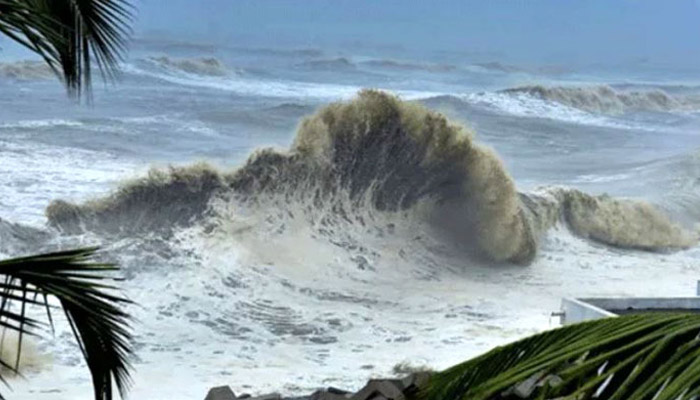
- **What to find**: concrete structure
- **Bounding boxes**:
[558,282,700,325]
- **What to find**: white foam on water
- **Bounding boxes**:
[0,139,140,226]
[571,172,634,184]
[122,63,441,101]
[461,91,658,131]
[10,219,700,400]
[0,119,84,130]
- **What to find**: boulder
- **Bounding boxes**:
[351,379,405,400]
[310,388,352,400]
[401,372,432,392]
[205,386,236,400]
[327,387,352,396]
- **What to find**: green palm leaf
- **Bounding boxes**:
[0,247,133,400]
[420,313,700,400]
[0,0,133,98]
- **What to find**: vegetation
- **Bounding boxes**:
[0,0,132,98]
[420,313,700,400]
[0,248,132,400]
[0,1,134,399]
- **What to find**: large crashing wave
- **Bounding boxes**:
[46,91,696,265]
[501,85,696,115]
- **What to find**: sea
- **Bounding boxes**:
[1,37,700,399]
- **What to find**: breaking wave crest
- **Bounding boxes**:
[500,85,695,115]
[473,62,522,73]
[522,188,696,251]
[298,57,357,70]
[46,91,696,265]
[361,59,456,73]
[144,56,232,77]
[0,60,54,80]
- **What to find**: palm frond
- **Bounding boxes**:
[0,0,133,99]
[0,0,61,74]
[420,313,700,400]
[0,247,133,400]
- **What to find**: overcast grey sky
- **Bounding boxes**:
[1,1,699,69]
[131,0,700,68]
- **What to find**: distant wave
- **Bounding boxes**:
[472,62,573,75]
[297,57,456,73]
[144,56,232,77]
[472,62,522,73]
[196,103,315,127]
[297,57,357,70]
[610,82,700,98]
[422,93,642,130]
[361,59,456,73]
[47,91,695,267]
[123,63,360,98]
[123,61,440,100]
[133,37,324,58]
[0,119,83,130]
[0,60,54,80]
[500,85,697,115]
[232,46,324,58]
[263,102,316,115]
[132,37,219,53]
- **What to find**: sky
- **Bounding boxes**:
[1,1,700,69]
[132,0,700,68]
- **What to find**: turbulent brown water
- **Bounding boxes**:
[46,91,696,265]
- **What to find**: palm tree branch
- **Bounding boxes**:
[419,313,700,400]
[0,0,133,98]
[0,247,133,400]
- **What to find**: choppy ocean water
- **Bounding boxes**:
[1,39,700,399]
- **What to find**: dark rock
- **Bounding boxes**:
[327,387,351,396]
[238,395,251,399]
[310,389,351,400]
[205,386,236,400]
[401,372,432,392]
[351,380,405,400]
[250,393,282,400]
